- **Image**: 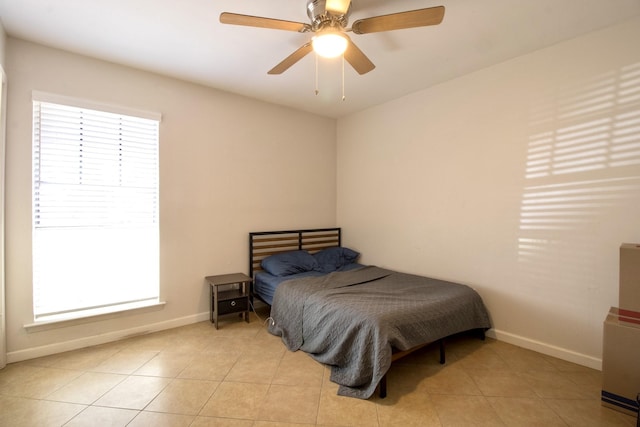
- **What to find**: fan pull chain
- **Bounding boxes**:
[315,53,319,96]
[342,55,346,101]
[313,53,347,101]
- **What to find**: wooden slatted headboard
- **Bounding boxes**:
[249,228,341,279]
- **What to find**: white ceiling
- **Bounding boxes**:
[1,0,639,118]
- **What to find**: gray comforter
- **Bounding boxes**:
[268,266,491,399]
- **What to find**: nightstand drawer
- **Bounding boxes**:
[217,296,248,315]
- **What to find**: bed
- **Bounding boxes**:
[249,228,491,399]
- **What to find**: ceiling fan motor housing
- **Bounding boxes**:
[306,0,350,31]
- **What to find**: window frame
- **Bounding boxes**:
[30,92,162,325]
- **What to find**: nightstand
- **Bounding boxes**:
[205,273,251,329]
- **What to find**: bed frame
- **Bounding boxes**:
[247,227,447,398]
[249,227,341,280]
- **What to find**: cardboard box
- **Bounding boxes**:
[601,307,640,416]
[620,243,640,313]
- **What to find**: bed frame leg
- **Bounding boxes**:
[379,374,387,399]
[439,339,445,364]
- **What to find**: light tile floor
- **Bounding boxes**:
[0,308,636,426]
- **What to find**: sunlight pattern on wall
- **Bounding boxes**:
[518,62,640,302]
[526,63,640,179]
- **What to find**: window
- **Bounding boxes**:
[32,94,160,322]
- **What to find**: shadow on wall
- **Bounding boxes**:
[518,62,640,303]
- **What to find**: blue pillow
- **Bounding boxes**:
[261,250,319,276]
[313,247,360,273]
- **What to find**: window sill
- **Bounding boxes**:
[24,300,166,333]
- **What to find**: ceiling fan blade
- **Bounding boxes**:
[351,6,445,35]
[326,0,351,15]
[343,36,375,75]
[268,43,314,74]
[220,12,311,33]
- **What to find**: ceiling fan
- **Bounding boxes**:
[220,0,445,75]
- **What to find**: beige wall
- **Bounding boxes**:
[0,20,7,368]
[337,16,640,369]
[0,20,5,67]
[4,38,337,360]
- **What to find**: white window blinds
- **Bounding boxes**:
[32,97,160,320]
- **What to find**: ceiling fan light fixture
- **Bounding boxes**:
[312,32,348,58]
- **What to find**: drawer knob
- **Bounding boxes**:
[231,301,236,307]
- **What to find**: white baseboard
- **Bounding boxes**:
[487,328,602,371]
[6,318,603,372]
[7,312,210,363]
